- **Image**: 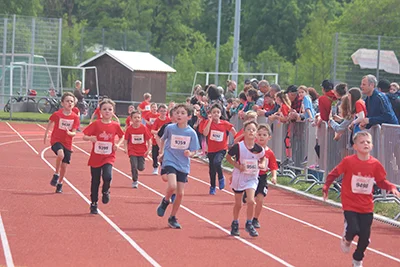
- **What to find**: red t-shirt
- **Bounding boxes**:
[124,124,152,157]
[355,99,367,116]
[83,120,124,168]
[152,117,171,145]
[72,107,80,115]
[145,112,160,127]
[318,91,336,122]
[49,109,80,151]
[259,147,278,175]
[200,119,233,153]
[281,103,290,117]
[263,103,275,112]
[125,116,132,127]
[324,154,396,213]
[138,101,151,118]
[234,128,244,142]
[93,107,102,120]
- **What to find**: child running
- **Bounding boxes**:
[83,99,124,214]
[124,111,152,188]
[137,93,152,123]
[226,121,266,237]
[323,131,400,267]
[201,103,237,195]
[151,104,171,175]
[156,104,200,229]
[124,105,136,130]
[44,92,80,193]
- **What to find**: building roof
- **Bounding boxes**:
[78,50,176,73]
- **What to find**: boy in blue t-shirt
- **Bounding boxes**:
[156,104,200,229]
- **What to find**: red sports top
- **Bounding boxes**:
[355,99,367,115]
[83,120,124,168]
[138,101,151,119]
[49,109,80,150]
[152,117,171,145]
[318,91,336,122]
[259,147,278,175]
[124,124,152,157]
[200,119,233,153]
[125,116,132,127]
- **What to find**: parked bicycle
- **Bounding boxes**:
[4,89,37,112]
[37,88,61,114]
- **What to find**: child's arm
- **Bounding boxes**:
[270,170,277,185]
[145,140,152,157]
[322,164,343,200]
[123,140,128,154]
[89,112,96,124]
[233,133,244,145]
[66,129,76,137]
[43,121,54,144]
[113,114,120,124]
[83,134,97,142]
[229,127,237,137]
[202,119,212,137]
[258,157,266,171]
[351,111,365,125]
[226,154,245,172]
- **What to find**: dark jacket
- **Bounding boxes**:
[365,89,399,128]
[386,92,400,123]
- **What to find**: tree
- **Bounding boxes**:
[0,0,42,16]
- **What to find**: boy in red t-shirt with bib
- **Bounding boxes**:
[124,111,152,188]
[151,104,171,175]
[323,131,400,267]
[137,93,152,123]
[44,92,80,193]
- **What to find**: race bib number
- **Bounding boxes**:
[131,134,144,144]
[170,135,190,150]
[94,141,113,155]
[59,118,74,130]
[149,118,156,125]
[145,105,151,111]
[351,175,374,195]
[243,159,258,175]
[210,130,224,142]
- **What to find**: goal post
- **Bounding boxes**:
[191,71,279,96]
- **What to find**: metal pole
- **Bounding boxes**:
[215,0,222,86]
[9,62,13,119]
[56,18,62,92]
[231,0,241,85]
[124,31,127,50]
[80,27,84,62]
[11,15,15,63]
[376,35,381,81]
[1,18,8,105]
[102,28,105,51]
[29,18,36,92]
[206,73,210,86]
[332,32,338,83]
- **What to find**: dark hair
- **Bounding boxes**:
[243,120,258,131]
[239,92,247,101]
[130,110,141,118]
[334,83,348,97]
[258,123,272,136]
[378,79,391,93]
[210,103,223,112]
[348,87,362,114]
[169,106,177,117]
[61,92,75,102]
[321,80,333,92]
[158,104,167,111]
[175,103,193,117]
[227,98,234,104]
[247,88,259,102]
[196,90,205,97]
[307,87,320,101]
[207,84,221,101]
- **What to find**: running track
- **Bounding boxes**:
[0,122,399,267]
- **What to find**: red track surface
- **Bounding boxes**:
[0,121,399,267]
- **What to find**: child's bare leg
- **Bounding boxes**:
[55,149,64,174]
[59,163,68,183]
[233,192,243,220]
[245,189,256,221]
[165,173,177,200]
[254,193,264,219]
[170,182,185,217]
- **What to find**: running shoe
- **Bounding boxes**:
[252,218,261,228]
[218,177,225,190]
[230,221,240,236]
[132,181,138,188]
[50,174,59,186]
[168,216,181,229]
[55,183,63,193]
[90,203,98,214]
[209,186,216,195]
[245,221,259,237]
[102,191,110,204]
[157,197,169,217]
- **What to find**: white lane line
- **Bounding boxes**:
[188,159,400,263]
[0,214,14,267]
[0,138,42,146]
[6,122,38,154]
[9,124,161,267]
[72,144,294,267]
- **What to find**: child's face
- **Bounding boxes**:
[170,111,177,123]
[275,97,282,105]
[240,98,246,104]
[175,107,190,123]
[131,113,141,126]
[151,105,157,113]
[244,123,257,139]
[202,96,208,102]
[210,107,221,121]
[100,103,114,119]
[146,97,151,102]
[265,96,274,105]
[298,89,306,99]
[389,85,397,94]
[246,95,252,102]
[257,128,271,144]
[353,135,373,154]
[158,107,167,117]
[128,106,135,113]
[62,96,75,111]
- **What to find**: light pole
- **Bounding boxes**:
[231,0,241,86]
[215,0,222,86]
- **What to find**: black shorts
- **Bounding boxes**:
[255,174,268,197]
[161,166,188,183]
[232,189,245,194]
[51,142,72,164]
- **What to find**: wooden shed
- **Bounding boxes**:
[78,50,176,114]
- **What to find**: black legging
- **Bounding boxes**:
[90,164,113,203]
[207,150,226,188]
[152,144,159,168]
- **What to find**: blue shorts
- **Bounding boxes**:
[161,166,188,183]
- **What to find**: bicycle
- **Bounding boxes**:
[3,89,37,112]
[37,89,61,114]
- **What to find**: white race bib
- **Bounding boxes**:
[170,134,190,150]
[131,134,144,144]
[210,130,224,142]
[243,159,258,175]
[149,118,156,125]
[59,118,74,130]
[351,175,374,195]
[94,141,113,155]
[145,105,151,111]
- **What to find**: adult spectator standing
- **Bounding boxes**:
[377,79,400,124]
[359,75,398,129]
[225,80,237,101]
[73,80,89,120]
[255,80,270,107]
[256,83,281,118]
[285,85,302,113]
[318,80,336,122]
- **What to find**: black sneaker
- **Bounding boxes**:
[55,183,63,193]
[157,197,169,217]
[245,221,259,237]
[242,192,247,204]
[102,191,110,204]
[252,218,261,228]
[168,216,182,229]
[90,203,98,214]
[50,174,59,186]
[230,221,240,236]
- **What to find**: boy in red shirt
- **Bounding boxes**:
[124,105,135,130]
[124,111,152,188]
[201,103,237,195]
[44,92,80,193]
[151,104,171,175]
[323,131,400,267]
[83,99,124,214]
[144,103,159,129]
[137,93,152,123]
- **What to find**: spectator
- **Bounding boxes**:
[318,80,336,122]
[307,87,320,113]
[298,86,315,120]
[359,75,398,129]
[225,80,237,101]
[329,94,352,141]
[332,83,348,118]
[285,85,302,113]
[255,80,270,107]
[378,79,400,124]
[348,87,366,135]
[256,83,281,118]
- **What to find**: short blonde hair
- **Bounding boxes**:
[144,93,152,100]
[352,131,372,143]
[244,110,257,121]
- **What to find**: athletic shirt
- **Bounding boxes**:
[125,116,132,127]
[152,117,171,145]
[72,107,80,115]
[83,120,124,168]
[138,101,151,119]
[228,141,265,188]
[355,99,367,116]
[124,124,152,157]
[145,112,160,128]
[93,107,102,120]
[49,109,80,150]
[199,119,233,153]
[258,147,279,175]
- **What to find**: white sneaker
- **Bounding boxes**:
[340,236,351,253]
[352,259,363,267]
[132,181,138,188]
[152,167,158,175]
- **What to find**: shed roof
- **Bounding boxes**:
[78,50,176,73]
